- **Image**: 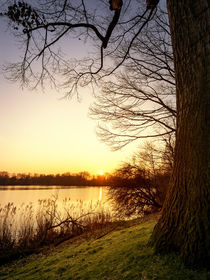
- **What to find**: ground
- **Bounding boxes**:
[0,215,209,280]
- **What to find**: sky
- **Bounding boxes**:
[0,14,139,176]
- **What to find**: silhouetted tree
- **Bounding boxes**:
[0,171,108,186]
[90,8,176,150]
[1,0,159,93]
[109,143,170,217]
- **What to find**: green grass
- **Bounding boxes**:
[0,216,209,280]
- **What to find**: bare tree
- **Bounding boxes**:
[1,0,158,94]
[108,142,170,217]
[90,8,176,150]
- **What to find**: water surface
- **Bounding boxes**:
[0,186,109,206]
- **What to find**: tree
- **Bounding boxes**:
[2,1,176,150]
[1,0,209,268]
[90,8,176,150]
[0,0,159,92]
[108,143,170,217]
[150,0,210,268]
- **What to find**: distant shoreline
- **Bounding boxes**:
[0,172,109,188]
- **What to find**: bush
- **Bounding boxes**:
[108,142,172,217]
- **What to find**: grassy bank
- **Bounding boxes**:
[0,215,209,280]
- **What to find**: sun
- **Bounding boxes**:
[99,171,104,176]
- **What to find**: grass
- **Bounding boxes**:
[0,215,209,280]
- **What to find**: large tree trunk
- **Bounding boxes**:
[150,0,210,267]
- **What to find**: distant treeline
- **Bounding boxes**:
[0,171,109,186]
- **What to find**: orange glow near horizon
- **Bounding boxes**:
[0,85,138,176]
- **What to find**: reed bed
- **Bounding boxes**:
[0,196,114,265]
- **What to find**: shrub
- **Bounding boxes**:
[108,142,172,217]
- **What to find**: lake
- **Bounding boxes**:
[0,186,109,206]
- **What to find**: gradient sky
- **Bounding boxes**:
[0,16,139,176]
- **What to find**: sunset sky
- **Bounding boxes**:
[0,16,139,176]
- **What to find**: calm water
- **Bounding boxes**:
[0,186,109,206]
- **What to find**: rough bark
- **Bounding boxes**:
[150,0,210,268]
